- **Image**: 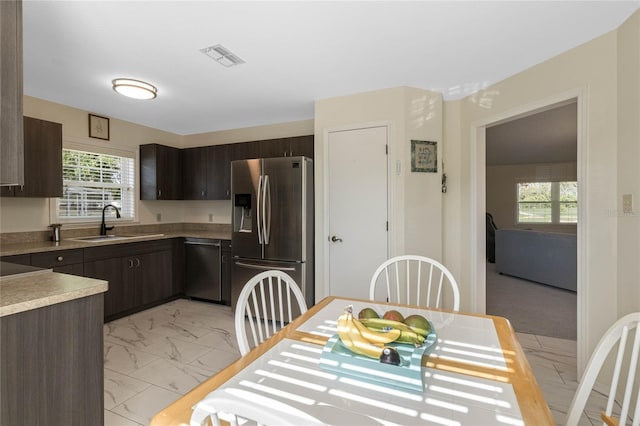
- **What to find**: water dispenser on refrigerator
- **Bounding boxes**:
[233,193,252,233]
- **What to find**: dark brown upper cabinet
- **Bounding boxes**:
[229,140,261,162]
[140,135,312,201]
[182,145,230,200]
[207,144,231,200]
[1,116,62,198]
[140,143,183,200]
[257,136,314,159]
[182,146,208,200]
[0,0,24,187]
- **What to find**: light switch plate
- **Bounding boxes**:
[623,194,633,214]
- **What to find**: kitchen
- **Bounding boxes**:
[1,2,640,425]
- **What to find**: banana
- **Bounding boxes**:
[360,318,425,346]
[360,317,422,334]
[336,308,386,359]
[345,316,386,359]
[350,315,401,344]
[336,311,355,351]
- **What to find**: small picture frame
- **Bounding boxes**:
[89,114,110,140]
[411,140,437,173]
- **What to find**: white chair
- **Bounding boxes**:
[369,255,460,311]
[235,270,307,356]
[191,387,324,426]
[565,312,640,426]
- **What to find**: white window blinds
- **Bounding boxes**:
[56,148,136,222]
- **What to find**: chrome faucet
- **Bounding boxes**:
[100,204,121,235]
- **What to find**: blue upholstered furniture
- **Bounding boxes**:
[495,229,577,292]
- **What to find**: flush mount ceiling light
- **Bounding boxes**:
[200,44,245,67]
[112,78,157,100]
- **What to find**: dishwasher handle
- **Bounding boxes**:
[185,241,221,247]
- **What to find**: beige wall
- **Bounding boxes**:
[444,10,640,365]
[184,120,314,147]
[313,86,443,301]
[486,162,577,234]
[616,10,640,318]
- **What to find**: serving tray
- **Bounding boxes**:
[319,324,437,392]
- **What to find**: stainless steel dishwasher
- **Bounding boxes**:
[185,238,222,302]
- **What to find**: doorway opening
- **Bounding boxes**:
[485,101,578,340]
[470,89,587,371]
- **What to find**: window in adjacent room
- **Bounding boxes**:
[54,147,136,223]
[516,181,577,224]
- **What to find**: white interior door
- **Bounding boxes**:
[328,126,389,299]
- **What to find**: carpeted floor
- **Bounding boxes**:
[486,262,577,340]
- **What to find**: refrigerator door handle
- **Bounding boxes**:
[256,175,263,244]
[264,174,271,244]
[235,261,296,272]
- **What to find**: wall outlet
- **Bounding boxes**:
[208,213,213,222]
[623,194,633,214]
[156,213,162,222]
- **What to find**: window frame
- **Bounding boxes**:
[50,139,139,226]
[515,179,577,225]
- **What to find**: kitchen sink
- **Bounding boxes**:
[69,233,165,243]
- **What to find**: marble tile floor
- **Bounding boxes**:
[103,299,604,426]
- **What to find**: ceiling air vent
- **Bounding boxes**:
[200,44,245,67]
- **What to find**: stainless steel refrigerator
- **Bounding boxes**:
[231,156,313,314]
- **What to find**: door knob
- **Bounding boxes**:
[331,236,343,242]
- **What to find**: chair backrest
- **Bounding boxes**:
[191,387,324,426]
[234,270,308,356]
[369,255,460,311]
[565,312,640,426]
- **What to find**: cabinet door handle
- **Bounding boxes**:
[158,189,162,198]
[57,256,64,262]
[128,259,134,268]
[135,258,141,267]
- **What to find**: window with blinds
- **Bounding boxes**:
[56,148,135,221]
[516,181,577,224]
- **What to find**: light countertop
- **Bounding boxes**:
[0,269,108,317]
[0,231,231,257]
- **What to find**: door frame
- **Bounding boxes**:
[469,88,588,372]
[322,121,392,299]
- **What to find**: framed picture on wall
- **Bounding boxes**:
[89,114,110,140]
[411,140,437,173]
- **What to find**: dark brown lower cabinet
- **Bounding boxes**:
[138,249,173,306]
[0,293,104,426]
[84,240,175,321]
[0,253,31,266]
[30,248,84,276]
[221,239,231,305]
[84,256,129,318]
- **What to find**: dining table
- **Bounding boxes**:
[150,296,554,425]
